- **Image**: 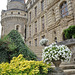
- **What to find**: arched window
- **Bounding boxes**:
[60,1,68,18]
[54,37,57,43]
[16,25,19,31]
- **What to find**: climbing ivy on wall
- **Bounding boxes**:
[7,30,37,60]
[64,25,75,39]
[0,30,36,63]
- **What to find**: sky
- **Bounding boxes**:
[0,0,7,37]
[0,0,27,37]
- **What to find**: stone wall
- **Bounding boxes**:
[26,0,74,48]
[1,10,27,38]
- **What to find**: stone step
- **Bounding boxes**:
[51,64,75,70]
[29,46,43,59]
[64,69,75,75]
[61,65,75,70]
[51,64,75,75]
[31,50,42,53]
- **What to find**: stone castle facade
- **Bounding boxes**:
[1,0,75,59]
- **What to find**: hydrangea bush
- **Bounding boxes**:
[40,38,48,46]
[42,43,72,64]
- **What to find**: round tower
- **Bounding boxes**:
[1,0,27,39]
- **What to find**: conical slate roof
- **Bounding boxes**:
[11,0,25,3]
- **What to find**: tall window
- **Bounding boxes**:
[29,41,31,46]
[30,12,31,22]
[35,7,37,17]
[29,25,31,37]
[35,39,37,46]
[60,1,68,18]
[25,25,26,39]
[35,21,37,33]
[41,16,45,30]
[54,37,57,43]
[41,0,44,11]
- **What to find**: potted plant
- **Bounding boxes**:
[40,38,48,46]
[42,43,72,75]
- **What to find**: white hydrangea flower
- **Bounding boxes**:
[42,42,72,64]
[40,38,48,46]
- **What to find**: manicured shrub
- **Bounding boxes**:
[0,54,50,75]
[0,37,17,63]
[0,30,36,63]
[64,25,75,39]
[7,30,37,60]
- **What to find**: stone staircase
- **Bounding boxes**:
[63,64,75,75]
[29,46,44,60]
[51,63,75,75]
[29,46,75,75]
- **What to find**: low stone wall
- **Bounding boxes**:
[57,39,75,63]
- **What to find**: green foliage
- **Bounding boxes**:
[0,54,50,75]
[0,30,36,63]
[0,38,17,63]
[0,39,8,63]
[64,25,75,39]
[0,50,8,63]
[72,34,75,38]
[7,30,37,60]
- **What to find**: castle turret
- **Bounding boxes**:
[1,0,27,39]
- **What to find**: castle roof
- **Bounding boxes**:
[11,0,25,3]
